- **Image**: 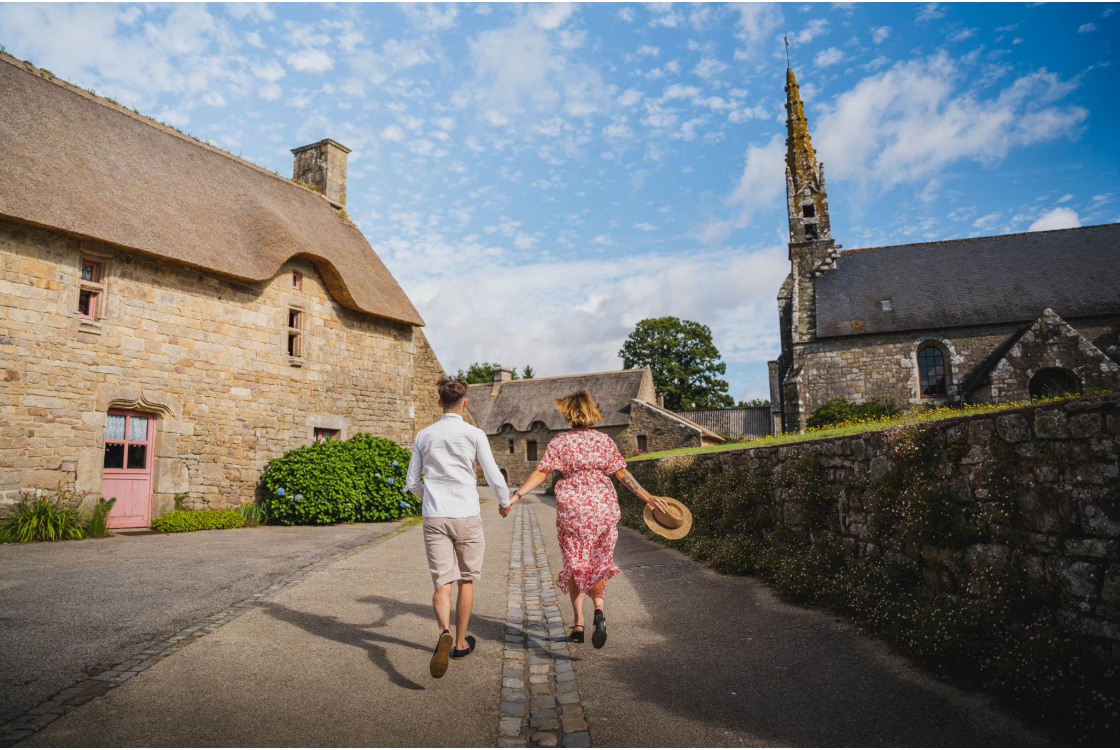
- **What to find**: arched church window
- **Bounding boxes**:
[917,345,948,398]
[1029,368,1081,400]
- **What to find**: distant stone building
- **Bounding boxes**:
[465,367,722,485]
[769,66,1120,432]
[0,54,447,527]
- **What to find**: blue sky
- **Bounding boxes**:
[2,2,1117,400]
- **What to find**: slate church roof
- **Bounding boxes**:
[814,223,1120,338]
[466,369,655,435]
[0,54,424,326]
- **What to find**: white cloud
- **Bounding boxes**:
[251,59,285,81]
[693,57,729,79]
[202,91,227,107]
[634,222,657,231]
[1029,207,1081,231]
[789,18,828,44]
[1078,23,1097,33]
[871,26,891,44]
[287,48,333,73]
[813,54,1088,193]
[258,82,282,100]
[245,31,264,48]
[529,2,576,30]
[700,134,785,242]
[972,211,1001,230]
[381,125,406,142]
[1057,194,1073,203]
[636,45,661,58]
[401,3,459,32]
[381,39,432,69]
[814,47,844,67]
[948,27,977,42]
[916,3,946,23]
[616,7,636,23]
[734,3,783,56]
[617,88,643,107]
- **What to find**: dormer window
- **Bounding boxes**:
[292,271,302,291]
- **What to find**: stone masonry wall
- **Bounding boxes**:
[628,400,704,453]
[630,394,1120,649]
[785,315,1120,430]
[0,218,444,516]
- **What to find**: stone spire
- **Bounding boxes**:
[784,66,832,247]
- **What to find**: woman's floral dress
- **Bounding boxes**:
[536,429,628,593]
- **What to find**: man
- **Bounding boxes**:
[406,376,511,678]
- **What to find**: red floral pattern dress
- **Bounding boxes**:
[536,429,628,593]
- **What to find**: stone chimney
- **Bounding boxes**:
[491,366,513,396]
[656,393,665,409]
[291,139,351,208]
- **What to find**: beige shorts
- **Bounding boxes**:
[423,515,485,588]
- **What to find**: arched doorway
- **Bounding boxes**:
[1029,368,1081,400]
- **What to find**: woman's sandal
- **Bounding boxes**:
[569,625,585,643]
[592,609,607,649]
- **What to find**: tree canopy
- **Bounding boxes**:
[618,317,733,411]
[454,362,535,384]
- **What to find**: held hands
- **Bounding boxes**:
[645,495,670,515]
[500,492,521,518]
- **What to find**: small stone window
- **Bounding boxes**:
[881,299,892,312]
[917,345,948,398]
[805,224,819,240]
[78,259,102,321]
[802,204,815,218]
[526,440,538,462]
[637,434,648,452]
[287,307,304,360]
[508,439,515,454]
[314,427,340,442]
[292,271,302,291]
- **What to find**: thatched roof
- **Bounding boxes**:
[0,54,423,326]
[466,369,656,434]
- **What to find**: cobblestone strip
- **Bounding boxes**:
[0,518,422,748]
[497,505,590,749]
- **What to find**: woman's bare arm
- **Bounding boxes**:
[614,469,669,514]
[501,470,550,517]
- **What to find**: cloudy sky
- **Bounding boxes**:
[2,2,1117,400]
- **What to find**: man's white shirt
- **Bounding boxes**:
[406,413,511,518]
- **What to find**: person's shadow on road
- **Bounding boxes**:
[261,593,507,691]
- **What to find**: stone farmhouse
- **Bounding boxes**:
[466,367,722,485]
[0,54,447,527]
[769,66,1120,433]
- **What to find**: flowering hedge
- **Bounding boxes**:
[260,433,418,525]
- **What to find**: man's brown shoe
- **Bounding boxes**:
[430,630,454,678]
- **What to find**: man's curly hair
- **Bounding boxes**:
[437,376,469,407]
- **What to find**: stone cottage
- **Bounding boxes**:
[466,367,722,485]
[769,66,1120,432]
[0,54,447,527]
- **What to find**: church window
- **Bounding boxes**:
[805,224,819,240]
[917,345,948,398]
[802,204,815,218]
[526,440,538,462]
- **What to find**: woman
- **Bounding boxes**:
[503,391,669,648]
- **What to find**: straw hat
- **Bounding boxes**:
[643,498,692,540]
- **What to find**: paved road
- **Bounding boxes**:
[15,492,1043,747]
[0,522,405,725]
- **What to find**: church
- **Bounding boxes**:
[768,67,1120,433]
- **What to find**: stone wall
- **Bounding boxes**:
[783,315,1120,430]
[628,400,704,453]
[628,394,1120,649]
[0,218,445,516]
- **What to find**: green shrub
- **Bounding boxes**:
[260,433,418,525]
[0,491,86,542]
[86,497,116,538]
[238,501,268,527]
[151,509,245,533]
[806,397,901,429]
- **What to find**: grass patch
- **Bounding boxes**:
[630,392,1112,462]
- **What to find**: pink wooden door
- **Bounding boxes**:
[101,410,155,528]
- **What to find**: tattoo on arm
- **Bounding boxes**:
[618,470,645,497]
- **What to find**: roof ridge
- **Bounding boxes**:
[0,52,327,204]
[465,368,647,386]
[841,222,1120,256]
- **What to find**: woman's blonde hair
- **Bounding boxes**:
[554,390,603,429]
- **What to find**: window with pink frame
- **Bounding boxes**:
[104,411,153,470]
[79,259,101,320]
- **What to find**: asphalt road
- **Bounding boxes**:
[0,522,405,725]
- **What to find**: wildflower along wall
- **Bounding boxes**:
[619,395,1120,736]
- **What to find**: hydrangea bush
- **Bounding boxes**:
[260,433,418,525]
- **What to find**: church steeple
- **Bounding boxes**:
[784,66,832,249]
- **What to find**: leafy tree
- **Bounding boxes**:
[737,398,771,408]
[521,365,535,379]
[455,362,521,384]
[618,317,733,411]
